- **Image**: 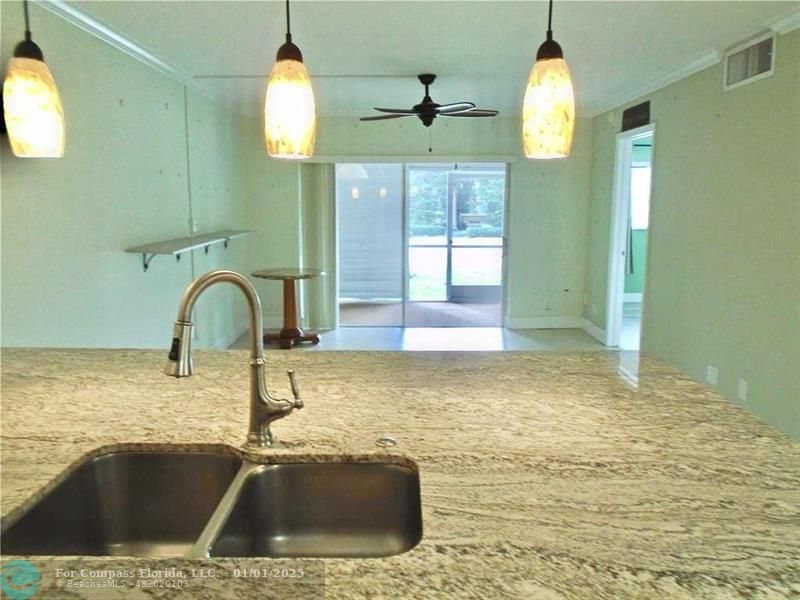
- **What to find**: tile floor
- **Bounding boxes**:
[620,302,642,351]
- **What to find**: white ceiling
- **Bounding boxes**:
[71,1,799,118]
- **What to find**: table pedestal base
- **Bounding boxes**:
[252,273,324,350]
[264,328,320,350]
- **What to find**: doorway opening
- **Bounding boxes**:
[606,125,654,351]
[336,163,507,328]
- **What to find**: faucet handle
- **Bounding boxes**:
[287,370,303,409]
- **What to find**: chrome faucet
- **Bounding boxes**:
[165,269,303,447]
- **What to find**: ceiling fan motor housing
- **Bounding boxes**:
[418,73,436,86]
[360,73,497,127]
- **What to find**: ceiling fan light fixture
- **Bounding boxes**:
[3,0,65,158]
[522,0,575,160]
[264,0,316,159]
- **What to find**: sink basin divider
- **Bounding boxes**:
[188,461,264,558]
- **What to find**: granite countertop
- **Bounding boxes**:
[1,349,798,599]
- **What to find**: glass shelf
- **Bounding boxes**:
[126,229,252,271]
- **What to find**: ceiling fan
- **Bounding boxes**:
[360,74,498,128]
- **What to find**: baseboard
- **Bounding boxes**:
[624,293,642,303]
[582,319,607,344]
[504,316,586,329]
[212,324,249,349]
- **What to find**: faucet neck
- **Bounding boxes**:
[176,270,264,360]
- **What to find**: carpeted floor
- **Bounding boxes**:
[339,301,502,327]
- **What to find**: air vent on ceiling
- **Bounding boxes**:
[723,33,775,91]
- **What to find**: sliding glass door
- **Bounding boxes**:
[337,163,506,327]
[405,164,505,327]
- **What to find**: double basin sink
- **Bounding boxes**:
[1,449,422,558]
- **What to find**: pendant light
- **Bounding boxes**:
[521,0,575,159]
[264,0,316,159]
[2,0,65,158]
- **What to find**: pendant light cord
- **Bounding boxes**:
[546,0,554,40]
[285,0,292,43]
[23,0,32,41]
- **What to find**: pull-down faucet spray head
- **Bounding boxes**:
[165,321,194,378]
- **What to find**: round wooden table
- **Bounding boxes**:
[252,268,325,349]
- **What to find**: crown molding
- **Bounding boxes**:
[584,12,800,118]
[585,50,721,118]
[769,9,800,34]
[34,0,207,99]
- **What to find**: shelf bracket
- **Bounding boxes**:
[142,253,157,272]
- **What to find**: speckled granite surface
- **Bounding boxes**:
[1,349,798,599]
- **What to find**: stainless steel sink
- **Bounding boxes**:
[1,451,240,556]
[1,451,423,559]
[207,463,422,558]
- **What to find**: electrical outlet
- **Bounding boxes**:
[737,379,748,402]
[706,365,719,386]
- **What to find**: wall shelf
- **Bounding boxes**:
[126,229,253,272]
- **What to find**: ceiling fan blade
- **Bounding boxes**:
[441,109,499,118]
[374,108,418,115]
[360,114,415,121]
[436,102,476,115]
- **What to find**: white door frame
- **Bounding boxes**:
[605,123,655,347]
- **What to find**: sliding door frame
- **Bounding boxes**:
[403,162,508,326]
[335,161,510,328]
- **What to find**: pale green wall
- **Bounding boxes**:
[239,121,303,327]
[0,1,251,348]
[585,29,800,437]
[506,119,592,325]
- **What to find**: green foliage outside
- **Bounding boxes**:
[408,170,504,238]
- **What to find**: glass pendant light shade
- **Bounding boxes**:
[3,57,65,158]
[264,57,316,159]
[522,56,575,159]
[521,0,575,159]
[264,0,316,160]
[3,0,65,158]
